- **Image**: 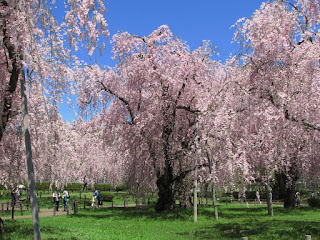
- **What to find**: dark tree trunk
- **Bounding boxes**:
[274,170,298,208]
[155,164,175,212]
[155,85,176,212]
[283,184,296,208]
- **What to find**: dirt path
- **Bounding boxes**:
[1,208,69,220]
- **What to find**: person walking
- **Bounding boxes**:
[97,192,103,207]
[256,190,261,205]
[295,192,301,207]
[11,188,16,207]
[53,188,60,211]
[62,189,70,211]
[91,188,98,208]
[15,187,20,201]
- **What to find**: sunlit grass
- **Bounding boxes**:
[1,203,320,239]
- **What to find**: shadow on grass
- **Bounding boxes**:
[2,219,81,240]
[191,218,320,240]
[71,206,196,221]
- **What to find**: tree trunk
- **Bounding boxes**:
[283,185,296,208]
[155,165,175,212]
[20,66,41,240]
[275,171,297,208]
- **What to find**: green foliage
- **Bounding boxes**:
[94,183,113,191]
[307,197,320,207]
[100,191,115,202]
[35,182,51,191]
[64,183,83,191]
[115,184,127,192]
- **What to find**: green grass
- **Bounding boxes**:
[1,203,320,240]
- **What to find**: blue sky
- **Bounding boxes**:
[60,0,264,122]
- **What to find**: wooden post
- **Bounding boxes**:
[74,201,78,214]
[20,202,23,216]
[11,203,14,220]
[84,195,86,209]
[306,235,312,240]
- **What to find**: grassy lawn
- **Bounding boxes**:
[1,203,320,240]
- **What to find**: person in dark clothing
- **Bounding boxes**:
[53,188,60,211]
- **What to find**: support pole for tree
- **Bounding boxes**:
[211,181,219,220]
[20,65,41,240]
[194,115,199,222]
[265,183,274,216]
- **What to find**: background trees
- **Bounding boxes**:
[1,0,320,221]
[231,0,320,208]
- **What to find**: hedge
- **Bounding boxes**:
[307,197,320,207]
[64,183,83,191]
[115,184,127,192]
[94,184,113,191]
[100,191,115,202]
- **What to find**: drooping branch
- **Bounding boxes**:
[0,16,21,141]
[173,163,209,184]
[176,106,201,114]
[99,81,135,124]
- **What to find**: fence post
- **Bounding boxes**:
[84,195,86,209]
[20,202,23,216]
[306,235,312,240]
[53,203,56,216]
[67,204,70,215]
[74,201,78,214]
[11,203,14,220]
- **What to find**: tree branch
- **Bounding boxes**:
[99,81,135,124]
[0,16,21,141]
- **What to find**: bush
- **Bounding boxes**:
[115,184,127,192]
[100,191,115,202]
[35,182,51,191]
[307,197,320,207]
[64,183,83,191]
[94,184,113,192]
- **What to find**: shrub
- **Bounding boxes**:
[64,183,83,191]
[94,184,113,191]
[100,191,115,202]
[115,184,127,192]
[307,197,320,207]
[35,182,51,191]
